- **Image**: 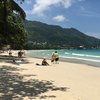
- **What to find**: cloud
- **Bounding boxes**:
[25,0,32,4]
[86,32,100,39]
[53,15,67,22]
[25,10,32,15]
[31,0,81,16]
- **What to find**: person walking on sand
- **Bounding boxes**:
[54,51,59,64]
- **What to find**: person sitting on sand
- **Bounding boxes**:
[42,59,49,66]
[36,58,49,66]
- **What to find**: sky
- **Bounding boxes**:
[17,0,100,39]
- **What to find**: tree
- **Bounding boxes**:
[7,13,27,49]
[0,0,27,49]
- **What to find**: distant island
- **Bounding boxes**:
[24,20,100,50]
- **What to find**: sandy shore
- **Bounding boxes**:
[0,56,100,100]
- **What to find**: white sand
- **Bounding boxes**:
[0,57,100,100]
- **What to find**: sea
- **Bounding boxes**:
[26,50,100,67]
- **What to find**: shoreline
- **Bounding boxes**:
[0,50,100,67]
[25,49,100,67]
[28,56,100,68]
[60,57,100,67]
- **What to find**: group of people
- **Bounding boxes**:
[37,51,59,66]
[8,50,59,66]
[8,50,25,58]
[8,50,26,63]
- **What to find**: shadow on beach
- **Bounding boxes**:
[0,65,68,99]
[0,55,31,65]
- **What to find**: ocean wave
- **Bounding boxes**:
[71,53,100,58]
[60,56,100,62]
[65,52,70,54]
[72,53,85,56]
[85,54,100,58]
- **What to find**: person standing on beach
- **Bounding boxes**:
[9,50,12,57]
[54,51,59,64]
[51,52,55,63]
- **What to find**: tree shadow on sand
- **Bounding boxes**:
[0,65,68,99]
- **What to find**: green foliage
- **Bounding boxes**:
[0,0,27,49]
[24,20,100,49]
[7,13,27,49]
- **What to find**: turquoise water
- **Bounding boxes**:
[26,50,100,62]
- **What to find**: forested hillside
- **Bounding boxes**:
[24,20,100,49]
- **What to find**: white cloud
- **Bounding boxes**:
[31,0,81,16]
[25,10,32,15]
[53,15,67,22]
[86,32,100,39]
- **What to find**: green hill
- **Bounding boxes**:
[24,20,100,49]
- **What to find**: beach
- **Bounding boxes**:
[0,53,100,100]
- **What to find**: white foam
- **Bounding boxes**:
[60,56,100,62]
[85,54,100,58]
[72,53,85,56]
[65,52,70,54]
[71,53,100,58]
